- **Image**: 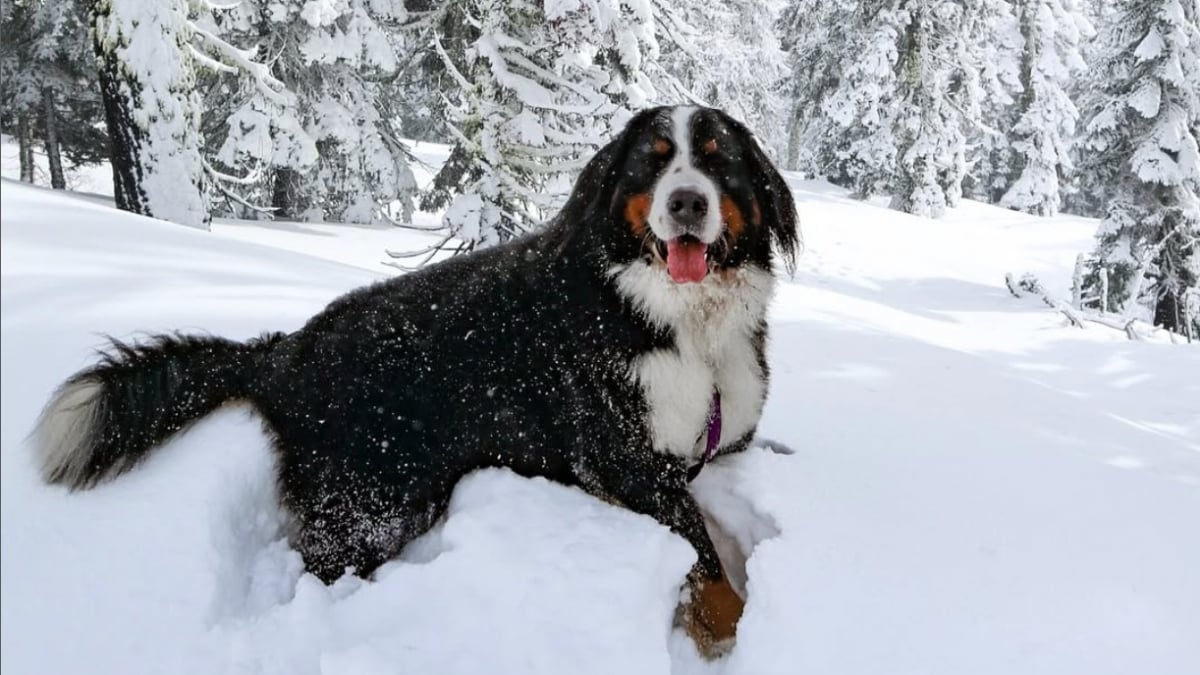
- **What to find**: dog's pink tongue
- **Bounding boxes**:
[666,238,708,283]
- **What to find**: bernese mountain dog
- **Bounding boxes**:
[32,105,800,657]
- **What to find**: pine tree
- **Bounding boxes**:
[91,0,209,227]
[419,0,656,252]
[0,0,37,183]
[781,0,1010,217]
[654,0,789,160]
[204,0,417,224]
[890,1,1010,217]
[1,0,107,188]
[966,3,1024,204]
[780,0,900,185]
[779,0,856,174]
[998,0,1093,215]
[1077,0,1200,336]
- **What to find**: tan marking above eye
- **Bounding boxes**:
[701,138,718,154]
[653,138,671,155]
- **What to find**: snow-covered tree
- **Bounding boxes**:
[966,4,1025,204]
[997,0,1093,215]
[382,0,450,143]
[90,0,295,228]
[779,0,900,185]
[779,0,853,174]
[888,0,1016,217]
[1,1,37,182]
[418,0,657,252]
[1077,0,1200,337]
[1,0,107,188]
[654,0,789,160]
[91,0,210,227]
[781,0,1012,217]
[206,0,417,224]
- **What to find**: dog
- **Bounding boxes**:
[33,105,800,657]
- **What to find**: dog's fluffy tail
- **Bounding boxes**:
[32,332,285,490]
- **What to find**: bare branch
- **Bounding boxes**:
[1004,272,1183,341]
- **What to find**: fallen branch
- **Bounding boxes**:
[1005,272,1160,340]
[1006,273,1085,328]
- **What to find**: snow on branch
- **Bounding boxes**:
[1006,273,1087,329]
[432,35,474,94]
[189,44,239,75]
[203,158,262,186]
[191,24,287,106]
[196,0,243,10]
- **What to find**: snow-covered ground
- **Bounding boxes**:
[2,156,1198,675]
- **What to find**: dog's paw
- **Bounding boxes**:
[691,459,782,598]
[751,435,796,455]
[681,575,744,660]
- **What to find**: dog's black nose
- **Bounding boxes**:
[667,189,708,228]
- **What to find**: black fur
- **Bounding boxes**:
[43,333,283,488]
[37,106,799,587]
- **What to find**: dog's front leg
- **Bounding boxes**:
[581,448,745,658]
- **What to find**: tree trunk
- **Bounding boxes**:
[784,104,803,173]
[1153,289,1180,333]
[89,0,208,228]
[93,19,148,215]
[17,114,35,183]
[42,88,66,190]
[271,167,305,220]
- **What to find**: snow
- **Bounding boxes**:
[1134,26,1165,62]
[1127,79,1162,119]
[2,168,1200,675]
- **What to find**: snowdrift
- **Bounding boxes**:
[2,178,1198,675]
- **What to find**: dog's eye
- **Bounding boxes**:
[701,138,718,155]
[652,138,671,155]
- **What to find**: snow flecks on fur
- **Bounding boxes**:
[646,106,725,246]
[611,260,773,458]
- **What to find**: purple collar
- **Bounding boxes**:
[687,390,721,482]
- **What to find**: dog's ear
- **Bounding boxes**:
[551,109,666,254]
[722,114,802,273]
[557,136,623,226]
[558,108,665,223]
[548,138,622,257]
[750,140,801,274]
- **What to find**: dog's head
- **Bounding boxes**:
[558,106,800,282]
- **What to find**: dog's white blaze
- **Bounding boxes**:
[611,261,774,460]
[647,106,723,244]
[32,379,103,484]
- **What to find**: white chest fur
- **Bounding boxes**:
[611,262,774,460]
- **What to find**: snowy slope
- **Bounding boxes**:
[1,135,454,272]
[2,177,1198,675]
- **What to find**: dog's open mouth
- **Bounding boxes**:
[654,234,709,284]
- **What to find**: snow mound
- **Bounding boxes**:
[3,179,1199,675]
